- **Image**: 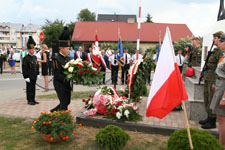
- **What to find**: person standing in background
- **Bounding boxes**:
[175,49,184,73]
[74,46,86,61]
[8,50,16,74]
[0,51,3,74]
[39,44,49,91]
[69,47,75,59]
[1,47,7,69]
[48,47,53,76]
[109,49,119,85]
[20,47,28,73]
[100,49,108,84]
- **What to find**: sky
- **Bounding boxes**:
[0,0,222,36]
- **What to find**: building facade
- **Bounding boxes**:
[0,22,42,49]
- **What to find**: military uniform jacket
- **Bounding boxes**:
[191,46,202,67]
[53,53,71,91]
[22,54,39,80]
[204,48,223,81]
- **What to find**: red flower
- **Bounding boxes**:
[112,108,115,115]
[97,71,101,74]
[122,96,127,100]
[82,99,85,102]
[92,71,96,75]
[116,109,120,112]
[79,70,84,74]
[83,61,86,65]
[116,101,122,106]
[86,69,90,73]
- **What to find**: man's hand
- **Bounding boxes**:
[25,78,30,83]
[37,75,41,79]
[220,100,225,109]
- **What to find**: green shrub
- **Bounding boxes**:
[167,128,224,150]
[96,125,130,150]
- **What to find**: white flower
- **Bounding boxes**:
[64,62,70,69]
[88,100,92,105]
[116,112,122,119]
[68,67,74,73]
[118,106,123,111]
[92,67,97,71]
[124,110,130,118]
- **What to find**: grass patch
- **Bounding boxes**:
[37,91,96,100]
[0,116,168,150]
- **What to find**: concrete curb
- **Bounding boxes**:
[76,114,219,138]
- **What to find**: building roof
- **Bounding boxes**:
[72,22,193,42]
[97,14,137,22]
[0,22,41,33]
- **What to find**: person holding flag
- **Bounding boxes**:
[92,34,101,69]
[109,49,119,85]
[116,37,125,66]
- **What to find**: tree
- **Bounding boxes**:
[146,13,153,23]
[77,8,96,21]
[42,19,64,47]
[66,21,76,38]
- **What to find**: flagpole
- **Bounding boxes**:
[136,0,142,60]
[166,27,194,150]
[117,28,122,85]
[182,101,194,150]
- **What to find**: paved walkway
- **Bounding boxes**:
[0,95,218,132]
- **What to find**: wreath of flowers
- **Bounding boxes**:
[64,59,104,85]
[83,86,142,122]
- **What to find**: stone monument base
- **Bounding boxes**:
[184,67,207,121]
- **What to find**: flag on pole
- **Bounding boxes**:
[156,41,160,61]
[146,27,188,119]
[116,37,125,66]
[92,34,101,68]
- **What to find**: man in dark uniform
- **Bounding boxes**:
[50,27,72,112]
[199,31,224,129]
[22,36,40,105]
[109,49,119,85]
[121,48,130,84]
[0,51,3,74]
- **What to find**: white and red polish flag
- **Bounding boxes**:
[146,27,188,119]
[92,34,101,68]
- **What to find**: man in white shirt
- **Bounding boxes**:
[175,49,184,73]
[109,49,119,85]
[121,48,131,84]
[132,52,143,64]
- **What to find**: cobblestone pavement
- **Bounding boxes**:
[0,96,218,132]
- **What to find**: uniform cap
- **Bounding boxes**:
[219,33,225,42]
[213,31,224,38]
[27,36,36,49]
[192,37,200,41]
[59,26,71,47]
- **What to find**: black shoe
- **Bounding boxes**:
[201,117,216,129]
[199,117,209,125]
[201,122,216,129]
[28,102,36,105]
[34,100,39,104]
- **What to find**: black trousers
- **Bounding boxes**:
[179,66,183,73]
[121,64,129,84]
[48,61,53,75]
[0,61,2,74]
[52,81,71,111]
[26,79,37,103]
[100,67,106,84]
[111,65,119,84]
